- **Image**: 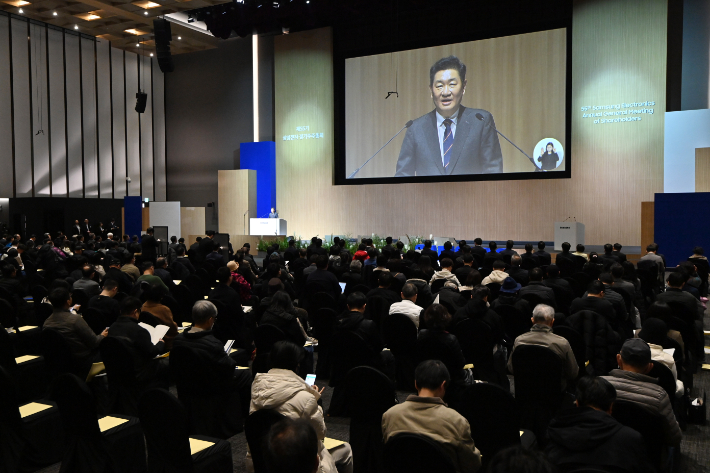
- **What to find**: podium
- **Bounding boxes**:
[250,218,287,236]
[554,222,585,251]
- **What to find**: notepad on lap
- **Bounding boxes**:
[189,438,214,455]
[182,322,192,327]
[19,402,52,418]
[86,362,106,382]
[243,306,253,313]
[224,340,234,354]
[17,326,38,332]
[98,416,128,432]
[15,355,39,364]
[138,323,170,345]
[463,364,474,370]
[323,438,346,450]
[663,348,675,357]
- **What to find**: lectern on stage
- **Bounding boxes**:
[250,218,287,236]
[554,221,585,251]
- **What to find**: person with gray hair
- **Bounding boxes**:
[389,282,424,328]
[172,299,253,422]
[507,303,578,391]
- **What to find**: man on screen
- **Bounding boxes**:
[395,55,503,177]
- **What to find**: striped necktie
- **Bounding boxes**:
[443,118,454,169]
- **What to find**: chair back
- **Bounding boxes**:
[457,383,522,463]
[330,330,378,386]
[665,316,698,360]
[562,277,583,298]
[40,328,79,378]
[100,337,140,415]
[520,292,545,308]
[50,373,101,438]
[381,313,418,390]
[244,409,286,473]
[550,285,574,314]
[82,307,108,335]
[364,295,390,328]
[183,274,208,300]
[0,366,22,427]
[344,366,396,421]
[70,289,89,311]
[310,291,337,311]
[138,389,194,470]
[34,302,54,326]
[486,283,501,301]
[0,299,16,329]
[139,311,162,327]
[665,300,697,326]
[553,325,587,374]
[383,433,457,473]
[350,284,371,296]
[571,272,593,293]
[430,279,447,294]
[31,285,48,305]
[252,324,287,374]
[451,318,495,379]
[688,257,709,296]
[415,333,464,384]
[170,284,196,323]
[495,304,532,343]
[170,345,222,396]
[611,400,664,469]
[647,361,676,401]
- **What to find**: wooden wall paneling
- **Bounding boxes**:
[96,39,113,198]
[64,33,83,198]
[152,59,166,201]
[0,16,13,198]
[695,148,710,192]
[139,55,154,201]
[181,207,206,241]
[217,170,256,236]
[142,206,149,231]
[47,27,66,197]
[345,28,567,178]
[30,22,50,196]
[124,51,141,197]
[11,18,32,197]
[111,48,127,198]
[641,201,655,251]
[81,36,98,197]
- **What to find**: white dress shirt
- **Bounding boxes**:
[389,299,423,329]
[436,110,459,167]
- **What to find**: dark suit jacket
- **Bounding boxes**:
[104,267,134,294]
[335,311,383,353]
[71,225,81,237]
[108,316,165,377]
[570,296,616,321]
[420,248,441,270]
[395,106,503,176]
[535,250,552,266]
[141,235,159,261]
[173,329,236,381]
[506,267,529,286]
[519,281,556,308]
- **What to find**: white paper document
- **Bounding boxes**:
[138,323,170,345]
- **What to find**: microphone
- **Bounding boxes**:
[475,113,537,168]
[348,120,414,179]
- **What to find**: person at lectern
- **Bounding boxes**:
[395,55,503,177]
[537,142,560,170]
[269,208,279,218]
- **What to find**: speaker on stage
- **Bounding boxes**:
[153,19,174,73]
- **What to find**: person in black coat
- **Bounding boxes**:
[507,255,530,286]
[535,241,552,266]
[499,240,517,258]
[260,291,308,346]
[103,258,134,295]
[305,255,342,301]
[570,281,618,324]
[284,240,299,263]
[208,267,247,347]
[543,265,573,293]
[420,240,441,270]
[612,243,627,264]
[87,279,121,324]
[491,277,533,318]
[417,303,470,384]
[169,247,196,280]
[546,376,653,473]
[438,241,457,265]
[195,232,216,264]
[141,228,159,264]
[172,300,252,417]
[483,241,503,269]
[452,286,505,343]
[518,268,556,308]
[365,271,402,306]
[107,296,169,389]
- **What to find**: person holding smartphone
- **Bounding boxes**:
[248,341,353,473]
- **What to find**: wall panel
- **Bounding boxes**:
[152,59,166,201]
[111,48,127,198]
[81,36,98,197]
[47,28,66,196]
[0,16,13,197]
[30,22,50,196]
[11,18,32,197]
[124,52,141,197]
[139,55,154,200]
[96,39,112,198]
[64,33,82,197]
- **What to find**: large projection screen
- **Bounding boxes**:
[338,28,569,183]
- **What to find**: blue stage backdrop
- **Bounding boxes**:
[240,142,276,219]
[124,196,143,242]
[654,193,710,267]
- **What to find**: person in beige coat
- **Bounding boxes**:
[382,360,481,473]
[247,341,353,473]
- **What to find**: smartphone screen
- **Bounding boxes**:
[305,374,316,386]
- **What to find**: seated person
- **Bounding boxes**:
[169,246,196,280]
[507,304,578,391]
[518,267,556,308]
[86,278,121,324]
[602,338,682,448]
[227,260,252,304]
[418,304,473,385]
[490,277,532,319]
[206,246,227,267]
[249,341,353,473]
[506,254,529,287]
[209,266,248,347]
[481,259,508,286]
[305,255,341,301]
[365,272,402,306]
[121,254,140,282]
[103,257,134,294]
[141,284,178,349]
[388,282,424,329]
[436,281,468,317]
[0,263,26,300]
[136,261,169,291]
[430,258,461,287]
[543,264,572,293]
[637,318,684,397]
[452,285,505,343]
[570,281,618,330]
[107,296,169,389]
[382,360,481,473]
[43,287,107,373]
[260,290,309,346]
[546,376,652,473]
[335,292,395,379]
[265,418,322,473]
[173,300,252,418]
[153,257,173,286]
[72,264,101,297]
[454,253,475,284]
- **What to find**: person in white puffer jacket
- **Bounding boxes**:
[246,341,353,473]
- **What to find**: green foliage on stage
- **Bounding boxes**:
[256,233,424,254]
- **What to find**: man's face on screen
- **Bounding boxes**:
[430,69,466,118]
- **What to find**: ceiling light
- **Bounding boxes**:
[125,28,148,35]
[150,53,153,56]
[3,0,30,6]
[53,11,57,15]
[74,25,78,29]
[136,43,140,47]
[132,0,160,8]
[18,7,23,12]
[177,36,181,40]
